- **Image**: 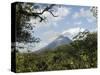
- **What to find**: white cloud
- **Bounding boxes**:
[74,21,82,25]
[86,18,95,23]
[62,27,85,40]
[72,8,96,23]
[53,6,70,20]
[73,12,79,19]
[28,6,70,28]
[43,30,60,42]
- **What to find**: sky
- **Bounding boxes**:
[19,3,97,52]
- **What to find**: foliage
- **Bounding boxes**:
[16,32,97,72]
[90,7,98,18]
[15,3,57,43]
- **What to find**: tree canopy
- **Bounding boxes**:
[16,3,57,43]
[16,32,97,72]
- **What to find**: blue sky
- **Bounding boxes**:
[20,4,97,52]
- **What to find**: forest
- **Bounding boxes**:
[11,2,97,72]
[16,32,97,72]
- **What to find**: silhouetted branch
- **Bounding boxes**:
[19,4,57,22]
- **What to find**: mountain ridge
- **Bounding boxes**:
[35,35,72,53]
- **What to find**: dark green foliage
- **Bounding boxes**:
[16,32,97,72]
[15,3,58,51]
[16,3,40,43]
[15,3,57,43]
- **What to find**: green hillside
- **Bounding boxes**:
[16,32,97,72]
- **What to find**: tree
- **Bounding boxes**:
[90,6,97,18]
[72,31,97,67]
[15,2,57,49]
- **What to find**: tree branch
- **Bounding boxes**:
[19,4,57,22]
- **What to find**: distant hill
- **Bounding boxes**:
[16,32,97,72]
[35,35,72,53]
[35,28,89,53]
